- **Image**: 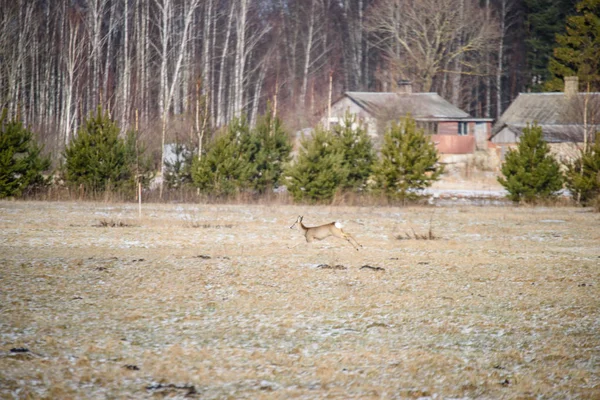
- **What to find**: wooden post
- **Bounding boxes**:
[327,70,333,131]
[138,182,142,219]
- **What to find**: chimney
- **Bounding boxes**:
[396,79,412,94]
[564,76,579,98]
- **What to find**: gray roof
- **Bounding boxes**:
[344,92,471,120]
[492,92,600,141]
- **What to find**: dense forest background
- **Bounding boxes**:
[0,0,582,165]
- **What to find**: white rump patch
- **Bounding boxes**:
[334,221,343,229]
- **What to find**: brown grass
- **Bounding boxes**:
[1,201,599,399]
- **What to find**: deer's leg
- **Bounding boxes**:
[333,230,361,250]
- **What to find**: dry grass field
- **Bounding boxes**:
[1,200,599,399]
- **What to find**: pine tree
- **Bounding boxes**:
[191,118,252,197]
[240,107,292,194]
[331,112,376,192]
[64,107,149,194]
[373,115,443,201]
[565,134,600,204]
[498,123,564,202]
[0,109,51,198]
[285,127,348,203]
[546,0,600,91]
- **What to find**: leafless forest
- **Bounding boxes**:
[1,0,533,161]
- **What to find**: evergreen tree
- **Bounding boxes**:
[191,118,252,197]
[239,107,292,194]
[64,107,150,193]
[565,134,600,204]
[498,123,564,202]
[285,127,348,203]
[524,0,576,90]
[0,109,51,198]
[546,0,600,91]
[331,112,376,191]
[373,115,443,201]
[164,142,194,189]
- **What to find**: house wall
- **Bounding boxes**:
[431,134,475,154]
[491,127,519,144]
[437,121,459,135]
[328,98,378,138]
[473,121,491,150]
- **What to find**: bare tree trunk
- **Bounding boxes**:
[156,0,200,198]
[300,0,317,110]
[217,3,235,126]
[88,0,107,113]
[63,11,84,146]
[496,3,506,119]
[209,0,217,126]
[135,0,150,122]
[121,0,131,133]
[484,0,491,117]
[103,0,116,112]
[234,0,248,118]
[250,57,268,127]
[451,0,465,106]
[495,0,516,119]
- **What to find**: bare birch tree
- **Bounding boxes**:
[153,0,200,196]
[62,6,86,145]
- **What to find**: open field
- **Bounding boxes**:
[1,201,599,399]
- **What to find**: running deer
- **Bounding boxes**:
[290,216,362,251]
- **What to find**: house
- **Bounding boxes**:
[491,76,600,160]
[326,83,493,154]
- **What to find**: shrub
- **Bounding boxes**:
[0,109,51,198]
[498,123,563,203]
[373,115,443,200]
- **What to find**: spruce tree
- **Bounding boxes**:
[331,112,376,192]
[191,118,252,197]
[285,127,348,203]
[565,134,600,204]
[0,109,51,198]
[498,123,564,202]
[373,115,443,200]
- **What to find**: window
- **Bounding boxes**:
[416,121,438,134]
[458,122,468,136]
